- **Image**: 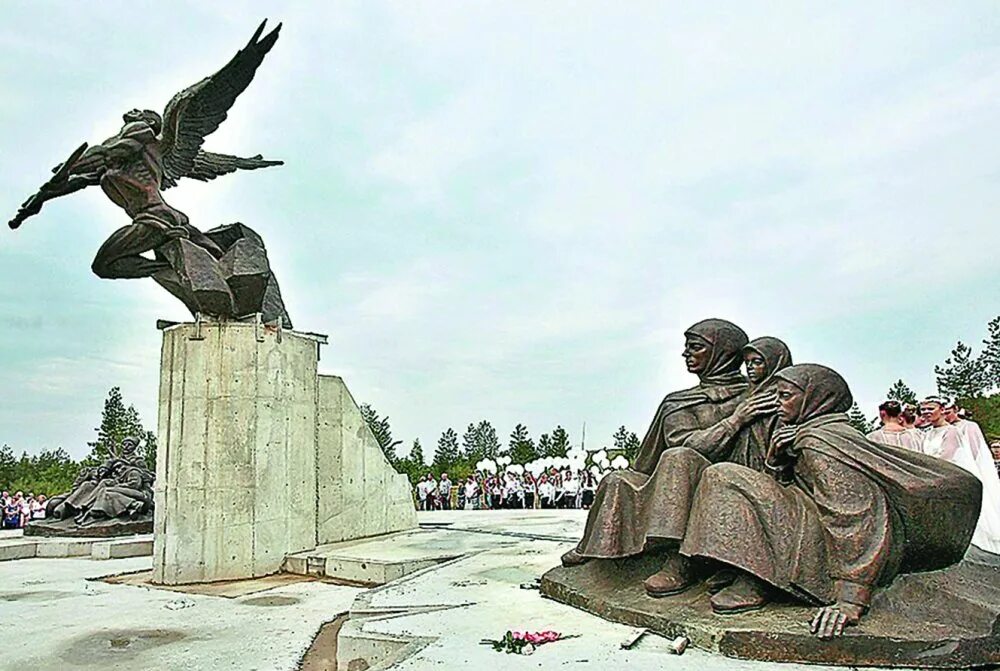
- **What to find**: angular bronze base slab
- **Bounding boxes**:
[540,552,1000,668]
[24,516,152,538]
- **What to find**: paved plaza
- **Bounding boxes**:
[2,510,856,670]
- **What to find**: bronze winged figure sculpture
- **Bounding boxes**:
[8,20,291,327]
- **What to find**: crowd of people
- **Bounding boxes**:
[866,397,1000,554]
[414,469,600,511]
[1,491,47,529]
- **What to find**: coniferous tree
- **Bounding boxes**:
[549,425,570,458]
[409,438,426,467]
[461,420,500,461]
[935,341,988,400]
[612,425,641,461]
[433,428,460,473]
[0,444,16,489]
[86,387,156,468]
[359,402,398,464]
[508,423,538,464]
[847,403,876,434]
[461,423,480,462]
[396,438,427,485]
[980,316,1000,392]
[477,420,500,460]
[536,433,553,459]
[885,379,918,405]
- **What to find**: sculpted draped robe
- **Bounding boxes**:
[681,365,981,608]
[575,319,753,559]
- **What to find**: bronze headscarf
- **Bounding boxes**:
[774,363,852,425]
[743,336,792,391]
[776,363,981,574]
[631,319,749,473]
[684,318,749,386]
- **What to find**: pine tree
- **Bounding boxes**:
[536,433,553,458]
[612,425,641,461]
[360,402,398,464]
[460,420,500,461]
[0,445,16,489]
[981,316,1000,393]
[847,403,875,434]
[396,438,427,486]
[479,421,500,460]
[885,379,918,405]
[409,438,426,467]
[935,341,988,400]
[433,428,460,473]
[86,387,156,467]
[549,425,570,458]
[461,423,480,462]
[508,423,538,464]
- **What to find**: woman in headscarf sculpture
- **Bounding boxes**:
[680,364,981,638]
[561,320,785,594]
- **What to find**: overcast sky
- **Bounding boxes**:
[2,2,998,459]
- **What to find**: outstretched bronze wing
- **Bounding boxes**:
[159,20,281,188]
[162,150,283,189]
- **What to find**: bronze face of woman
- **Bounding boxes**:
[683,335,712,375]
[744,351,768,384]
[776,379,805,424]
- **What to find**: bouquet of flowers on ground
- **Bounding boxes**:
[480,630,578,655]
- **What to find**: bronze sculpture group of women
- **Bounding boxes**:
[560,319,982,639]
[43,437,155,528]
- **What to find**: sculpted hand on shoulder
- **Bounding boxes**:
[733,391,780,425]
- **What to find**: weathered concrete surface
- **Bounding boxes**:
[333,511,852,671]
[154,321,416,585]
[0,556,360,671]
[285,527,516,585]
[1,513,864,670]
[154,322,323,584]
[90,537,154,560]
[540,551,1000,669]
[316,375,417,544]
[0,530,152,562]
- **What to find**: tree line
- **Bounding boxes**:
[370,315,1000,474]
[5,317,999,492]
[846,316,1000,437]
[360,402,641,485]
[0,387,156,496]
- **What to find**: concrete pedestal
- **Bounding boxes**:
[152,321,416,585]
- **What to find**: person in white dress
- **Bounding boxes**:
[867,400,924,452]
[463,476,479,510]
[920,397,1000,554]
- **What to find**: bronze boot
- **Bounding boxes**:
[560,548,590,567]
[710,573,768,614]
[643,553,694,597]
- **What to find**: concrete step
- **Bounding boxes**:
[90,536,154,560]
[0,533,153,561]
[283,528,513,585]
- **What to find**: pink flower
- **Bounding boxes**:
[511,631,525,640]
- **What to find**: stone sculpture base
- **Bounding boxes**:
[24,516,152,538]
[540,552,1000,668]
[152,321,416,585]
